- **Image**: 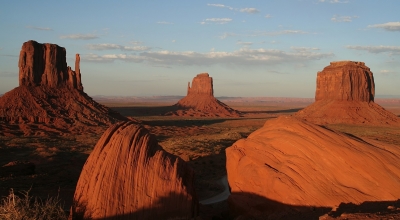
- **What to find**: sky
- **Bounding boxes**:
[0,0,399,98]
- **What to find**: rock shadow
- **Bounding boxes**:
[242,108,303,114]
[70,191,198,220]
[111,105,180,117]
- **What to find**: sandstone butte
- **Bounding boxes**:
[226,115,400,219]
[70,121,198,220]
[0,40,127,136]
[295,61,399,125]
[166,73,241,117]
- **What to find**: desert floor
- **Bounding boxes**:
[1,99,400,219]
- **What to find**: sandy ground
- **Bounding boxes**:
[1,99,400,219]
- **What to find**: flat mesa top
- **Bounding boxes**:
[196,73,209,77]
[329,61,366,67]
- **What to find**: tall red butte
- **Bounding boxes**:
[0,40,127,135]
[167,73,241,117]
[295,61,399,125]
[70,121,198,219]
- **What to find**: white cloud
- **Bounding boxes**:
[157,21,173,25]
[86,43,150,51]
[368,22,400,31]
[82,53,145,63]
[219,30,308,39]
[26,26,53,31]
[236,41,253,46]
[207,3,234,10]
[380,69,398,76]
[60,34,98,40]
[240,8,260,14]
[172,40,176,43]
[346,45,400,54]
[82,47,333,66]
[265,14,272,19]
[331,15,358,23]
[202,18,232,24]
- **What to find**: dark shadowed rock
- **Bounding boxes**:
[71,121,198,220]
[0,161,35,177]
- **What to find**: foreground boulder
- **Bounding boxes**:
[226,116,400,219]
[167,73,241,117]
[295,61,399,125]
[0,40,127,136]
[71,121,198,219]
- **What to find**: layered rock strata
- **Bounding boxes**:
[71,121,198,219]
[167,73,241,117]
[295,61,399,125]
[226,116,400,219]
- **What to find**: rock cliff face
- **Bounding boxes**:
[71,121,198,220]
[295,61,399,125]
[18,40,83,90]
[226,116,400,219]
[0,40,127,136]
[315,61,374,102]
[167,73,241,117]
[187,73,213,96]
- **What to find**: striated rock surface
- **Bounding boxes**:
[167,73,241,117]
[295,61,399,125]
[71,121,198,219]
[226,116,400,219]
[0,40,127,136]
[19,40,83,90]
[315,61,374,102]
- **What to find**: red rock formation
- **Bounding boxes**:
[19,40,83,90]
[315,61,374,102]
[187,73,213,96]
[0,40,127,136]
[71,121,198,219]
[226,116,400,219]
[295,61,399,125]
[167,73,241,117]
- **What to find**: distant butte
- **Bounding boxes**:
[166,73,241,117]
[295,61,399,125]
[0,40,128,136]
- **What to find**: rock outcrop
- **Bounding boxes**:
[315,61,374,102]
[19,40,83,90]
[0,40,127,136]
[166,73,241,117]
[295,61,399,125]
[226,116,400,219]
[71,121,198,219]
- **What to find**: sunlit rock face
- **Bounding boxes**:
[315,61,374,102]
[295,61,399,125]
[0,40,127,136]
[168,73,241,117]
[19,40,83,90]
[71,121,198,220]
[226,116,400,219]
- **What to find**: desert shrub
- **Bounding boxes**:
[0,189,67,220]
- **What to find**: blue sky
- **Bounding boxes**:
[0,0,399,97]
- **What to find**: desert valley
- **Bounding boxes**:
[0,40,399,220]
